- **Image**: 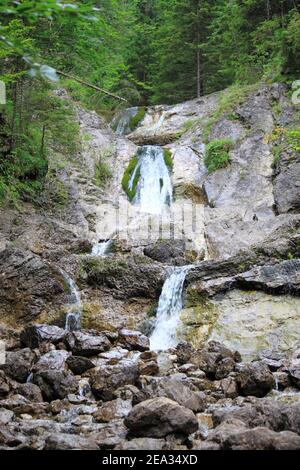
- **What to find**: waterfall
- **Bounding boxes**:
[150,266,190,351]
[111,107,139,136]
[91,239,112,257]
[59,269,82,331]
[130,145,172,215]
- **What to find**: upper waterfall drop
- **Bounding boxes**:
[111,107,139,136]
[130,145,173,215]
[150,266,190,351]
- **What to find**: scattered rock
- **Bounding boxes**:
[20,325,66,349]
[66,356,95,375]
[3,348,36,382]
[119,329,149,352]
[236,361,275,397]
[124,397,198,437]
[65,331,111,357]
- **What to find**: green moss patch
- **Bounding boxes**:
[163,148,173,169]
[129,107,146,131]
[204,139,233,173]
[122,156,141,201]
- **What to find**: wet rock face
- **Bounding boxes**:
[124,397,199,437]
[144,240,186,264]
[0,248,67,326]
[83,256,164,299]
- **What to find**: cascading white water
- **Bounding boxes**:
[91,239,112,257]
[130,145,172,215]
[150,266,190,351]
[112,107,139,136]
[59,269,82,331]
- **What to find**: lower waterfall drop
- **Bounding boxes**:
[91,239,112,257]
[130,145,172,215]
[150,266,190,351]
[59,269,82,331]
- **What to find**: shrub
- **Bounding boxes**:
[94,160,113,188]
[129,107,146,131]
[204,139,233,173]
[163,148,173,169]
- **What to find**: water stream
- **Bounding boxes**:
[130,145,173,215]
[91,239,112,257]
[150,266,191,351]
[59,269,82,331]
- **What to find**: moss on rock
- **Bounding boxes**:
[121,156,141,201]
[129,107,146,131]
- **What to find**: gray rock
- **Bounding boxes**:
[33,370,77,401]
[33,350,70,373]
[137,376,206,412]
[15,383,43,402]
[3,348,36,382]
[0,248,66,325]
[93,398,132,423]
[115,438,166,450]
[20,324,66,349]
[66,355,95,375]
[224,427,300,450]
[65,331,111,357]
[45,433,99,450]
[90,359,139,401]
[144,240,186,263]
[124,397,198,437]
[119,329,149,352]
[236,361,275,397]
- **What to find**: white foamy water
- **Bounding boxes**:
[91,239,112,257]
[150,266,190,350]
[112,107,139,135]
[59,269,82,331]
[130,145,172,215]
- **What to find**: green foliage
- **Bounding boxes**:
[94,160,113,188]
[163,148,173,169]
[204,139,233,173]
[129,107,146,131]
[121,156,141,201]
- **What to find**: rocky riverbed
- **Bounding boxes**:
[0,324,300,450]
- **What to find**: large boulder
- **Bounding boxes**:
[33,350,70,373]
[0,248,67,325]
[235,361,275,397]
[223,427,300,451]
[3,348,36,382]
[144,240,186,264]
[82,255,164,299]
[66,356,95,375]
[33,370,77,401]
[137,376,206,412]
[90,359,139,401]
[65,331,111,357]
[20,325,66,349]
[118,329,149,352]
[124,397,198,437]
